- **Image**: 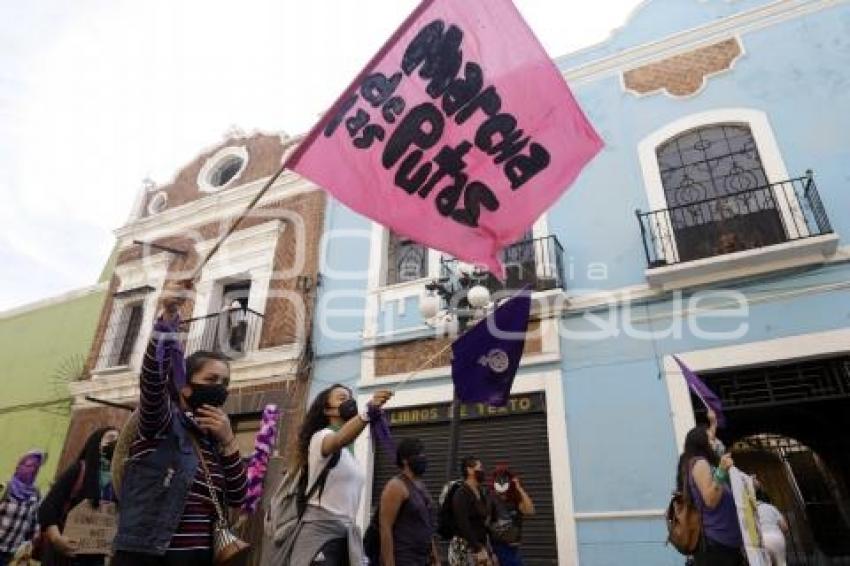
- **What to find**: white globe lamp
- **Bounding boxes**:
[419,293,440,319]
[467,285,491,309]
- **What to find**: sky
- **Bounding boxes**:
[0,0,644,311]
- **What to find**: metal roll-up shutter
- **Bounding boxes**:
[371,393,557,565]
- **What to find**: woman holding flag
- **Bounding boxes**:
[288,384,392,565]
[676,427,744,565]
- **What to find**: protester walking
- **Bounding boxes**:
[448,457,494,566]
[487,465,534,566]
[677,427,744,566]
[755,484,789,566]
[0,450,45,565]
[286,383,392,565]
[377,437,439,566]
[111,280,248,566]
[39,428,118,566]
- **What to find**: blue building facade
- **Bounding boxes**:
[309,1,850,563]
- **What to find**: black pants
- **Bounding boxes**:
[112,549,213,566]
[693,538,746,566]
[309,537,349,566]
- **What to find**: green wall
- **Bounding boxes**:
[0,287,106,488]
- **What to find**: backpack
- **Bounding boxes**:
[666,459,702,555]
[111,410,140,500]
[263,452,340,556]
[436,480,463,540]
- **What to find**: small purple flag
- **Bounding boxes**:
[672,355,726,428]
[451,291,531,407]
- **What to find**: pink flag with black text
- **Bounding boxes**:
[286,0,603,274]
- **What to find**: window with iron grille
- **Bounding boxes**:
[656,123,787,261]
[114,302,144,367]
[386,231,429,285]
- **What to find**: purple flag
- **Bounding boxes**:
[451,291,531,407]
[672,355,726,428]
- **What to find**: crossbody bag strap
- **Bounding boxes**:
[188,434,228,526]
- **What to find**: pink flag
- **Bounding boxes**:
[286,0,603,274]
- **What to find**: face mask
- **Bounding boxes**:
[409,454,428,477]
[494,481,510,494]
[187,383,229,409]
[101,441,117,462]
[336,399,358,421]
[474,470,486,483]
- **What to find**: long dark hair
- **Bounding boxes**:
[292,383,351,471]
[77,427,117,507]
[676,427,719,492]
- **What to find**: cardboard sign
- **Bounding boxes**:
[729,468,770,566]
[63,500,118,556]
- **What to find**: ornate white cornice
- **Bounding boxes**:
[563,0,848,84]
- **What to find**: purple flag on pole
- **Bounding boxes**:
[672,355,726,428]
[451,291,531,407]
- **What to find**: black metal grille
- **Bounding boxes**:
[439,235,566,295]
[700,357,850,412]
[182,307,264,359]
[386,232,429,285]
[637,171,833,267]
[96,295,150,370]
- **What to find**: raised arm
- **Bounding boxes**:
[692,455,734,509]
[138,281,191,439]
[320,390,393,457]
[514,477,535,516]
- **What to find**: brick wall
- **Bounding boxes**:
[140,133,288,214]
[623,38,742,97]
[260,191,326,349]
[374,320,543,376]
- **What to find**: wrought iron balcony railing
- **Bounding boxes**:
[439,234,566,295]
[182,307,264,358]
[636,171,833,268]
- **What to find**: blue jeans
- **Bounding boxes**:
[492,543,524,566]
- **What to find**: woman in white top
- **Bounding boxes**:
[289,383,392,566]
[755,486,789,566]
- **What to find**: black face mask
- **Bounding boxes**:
[101,442,117,461]
[187,383,229,410]
[336,399,359,421]
[474,470,486,483]
[409,454,428,477]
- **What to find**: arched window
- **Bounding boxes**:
[656,123,786,262]
[386,231,429,285]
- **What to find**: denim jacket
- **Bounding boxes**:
[112,413,199,555]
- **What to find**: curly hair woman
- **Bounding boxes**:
[288,384,392,566]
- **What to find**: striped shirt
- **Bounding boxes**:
[128,325,247,552]
[0,493,40,554]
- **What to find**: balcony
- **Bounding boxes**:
[182,307,264,358]
[439,234,566,295]
[636,172,838,289]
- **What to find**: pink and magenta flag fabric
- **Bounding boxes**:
[286,0,603,275]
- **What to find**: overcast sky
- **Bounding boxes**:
[0,0,643,311]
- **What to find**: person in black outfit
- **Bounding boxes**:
[39,427,119,566]
[449,456,494,566]
[379,438,439,566]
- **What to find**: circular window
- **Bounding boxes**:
[198,146,249,192]
[147,191,168,215]
[210,156,244,188]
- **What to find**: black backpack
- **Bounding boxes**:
[436,480,463,540]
